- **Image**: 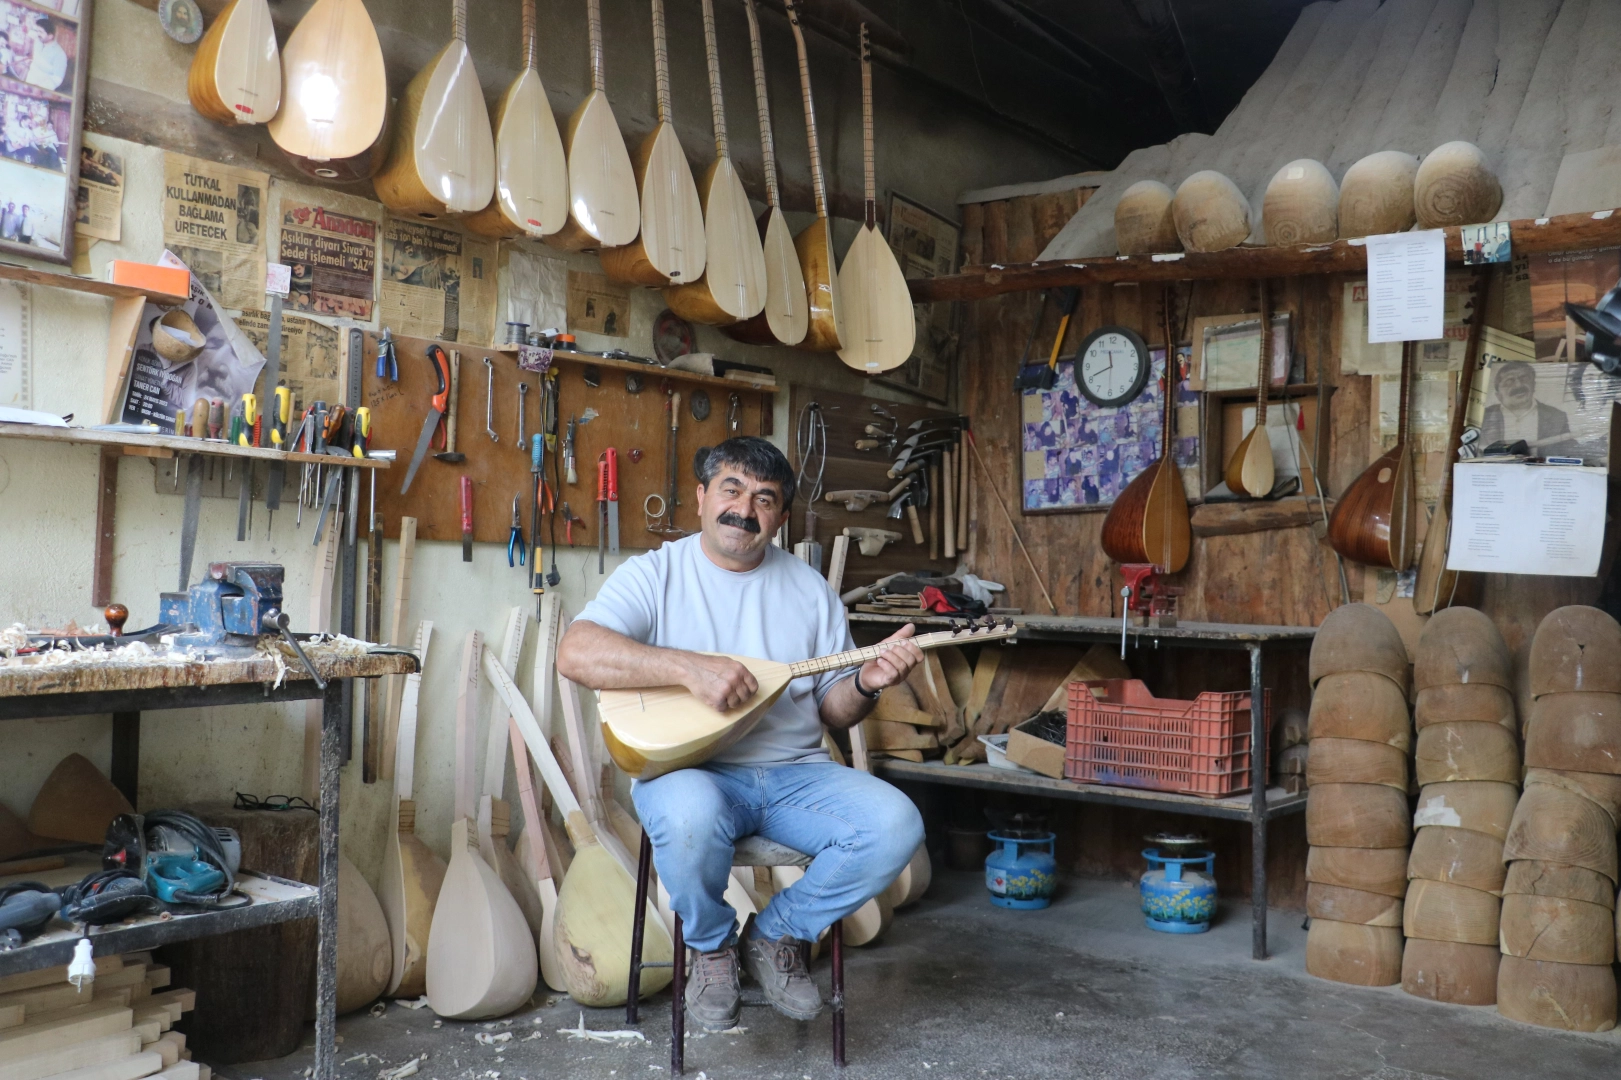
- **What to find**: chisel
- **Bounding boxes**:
[596,452,607,573]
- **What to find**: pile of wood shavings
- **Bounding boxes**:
[255,632,372,688]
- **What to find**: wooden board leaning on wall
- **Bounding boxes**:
[787,385,960,592]
[361,330,773,544]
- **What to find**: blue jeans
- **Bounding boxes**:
[631,761,924,952]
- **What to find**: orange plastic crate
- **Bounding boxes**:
[1065,679,1269,798]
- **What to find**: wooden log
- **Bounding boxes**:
[1503,860,1616,910]
[1306,783,1411,848]
[1413,607,1513,692]
[1402,879,1500,946]
[1407,826,1506,895]
[1414,683,1517,732]
[1400,939,1500,1006]
[1309,602,1410,692]
[1306,882,1403,926]
[1413,721,1519,785]
[1338,151,1419,237]
[1500,894,1616,965]
[1414,142,1502,229]
[1188,496,1333,537]
[1306,845,1409,898]
[1114,180,1180,254]
[1263,159,1338,245]
[1530,606,1621,697]
[1522,769,1621,829]
[1172,171,1250,253]
[1413,781,1520,841]
[1305,919,1403,986]
[1503,785,1619,883]
[1306,738,1407,790]
[1308,671,1411,750]
[164,803,317,1063]
[1496,955,1617,1032]
[1524,693,1621,776]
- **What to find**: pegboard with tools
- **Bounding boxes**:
[789,386,964,591]
[360,330,775,548]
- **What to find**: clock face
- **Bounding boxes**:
[1076,327,1150,407]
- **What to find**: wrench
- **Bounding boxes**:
[484,357,499,442]
[517,382,529,451]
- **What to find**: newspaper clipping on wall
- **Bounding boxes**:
[162,153,268,312]
[277,200,379,320]
[74,137,122,242]
[235,308,341,409]
[118,251,266,431]
[378,217,496,344]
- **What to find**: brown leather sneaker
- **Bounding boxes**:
[740,916,823,1021]
[684,942,741,1032]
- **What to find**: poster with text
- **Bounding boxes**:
[378,216,496,343]
[162,152,268,311]
[235,307,340,410]
[73,134,119,241]
[277,201,378,319]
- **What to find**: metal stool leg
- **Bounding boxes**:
[830,920,845,1067]
[671,915,685,1076]
[627,832,654,1024]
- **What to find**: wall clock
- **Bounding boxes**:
[1075,326,1150,407]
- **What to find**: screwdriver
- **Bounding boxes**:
[267,386,292,531]
[348,407,371,546]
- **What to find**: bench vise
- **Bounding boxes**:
[159,562,324,686]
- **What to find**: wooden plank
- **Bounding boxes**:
[0,958,122,997]
[0,648,412,702]
[0,1005,133,1059]
[860,720,937,751]
[0,424,390,469]
[27,1050,162,1080]
[0,1003,19,1028]
[0,1031,144,1080]
[910,208,1621,302]
[1190,497,1333,537]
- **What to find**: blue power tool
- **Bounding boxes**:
[145,853,226,905]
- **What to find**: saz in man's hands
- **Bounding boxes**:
[681,653,760,712]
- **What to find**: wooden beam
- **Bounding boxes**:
[909,208,1621,302]
[92,447,118,607]
[1189,497,1334,538]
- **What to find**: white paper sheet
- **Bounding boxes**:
[1366,230,1446,343]
[1446,462,1607,576]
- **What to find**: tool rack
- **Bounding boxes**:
[0,648,416,1080]
[849,611,1314,960]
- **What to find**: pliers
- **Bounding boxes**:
[508,494,526,567]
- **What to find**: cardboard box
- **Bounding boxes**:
[107,260,189,299]
[1005,713,1066,779]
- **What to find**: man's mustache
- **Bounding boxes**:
[717,511,762,534]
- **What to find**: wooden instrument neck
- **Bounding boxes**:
[744,0,780,209]
[451,0,467,43]
[1397,340,1413,442]
[1254,280,1270,425]
[651,0,672,123]
[587,0,606,93]
[522,0,537,70]
[1160,286,1176,462]
[786,626,1016,680]
[860,25,875,211]
[1438,270,1490,501]
[787,1,829,218]
[699,0,728,158]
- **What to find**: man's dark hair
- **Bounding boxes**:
[697,436,795,507]
[36,16,55,36]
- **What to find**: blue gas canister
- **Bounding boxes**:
[1140,845,1217,933]
[984,831,1058,909]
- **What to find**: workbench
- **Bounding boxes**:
[0,642,417,1080]
[849,612,1314,960]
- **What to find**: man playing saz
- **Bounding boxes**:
[558,436,924,1030]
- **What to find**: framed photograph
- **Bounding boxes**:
[882,192,958,403]
[0,0,88,264]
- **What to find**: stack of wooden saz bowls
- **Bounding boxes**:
[1304,604,1412,985]
[1496,606,1621,1032]
[1401,608,1518,1006]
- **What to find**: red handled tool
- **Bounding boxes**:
[401,344,452,494]
[606,446,620,554]
[460,474,474,563]
[596,453,608,574]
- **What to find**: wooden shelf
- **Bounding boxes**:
[0,260,188,306]
[0,422,392,468]
[495,345,780,394]
[909,206,1621,302]
[874,759,1307,822]
[0,854,316,977]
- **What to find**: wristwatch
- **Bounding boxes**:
[852,670,881,700]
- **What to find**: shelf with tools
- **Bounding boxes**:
[0,422,392,468]
[908,206,1621,302]
[492,345,780,395]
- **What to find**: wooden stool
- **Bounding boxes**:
[626,832,845,1074]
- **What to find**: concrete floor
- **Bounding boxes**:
[227,871,1621,1080]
